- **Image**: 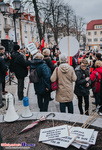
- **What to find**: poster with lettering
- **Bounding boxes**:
[89,131,98,145]
[27,43,38,55]
[70,127,94,143]
[43,134,77,148]
[39,125,68,142]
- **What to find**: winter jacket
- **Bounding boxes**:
[30,59,51,95]
[0,56,7,83]
[50,63,77,103]
[90,67,102,93]
[11,52,31,79]
[74,66,91,96]
[43,56,55,73]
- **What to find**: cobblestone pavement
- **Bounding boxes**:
[0,75,96,116]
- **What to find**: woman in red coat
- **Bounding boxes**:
[90,60,102,108]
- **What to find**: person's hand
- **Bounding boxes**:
[46,88,49,91]
[86,77,90,81]
[86,83,89,87]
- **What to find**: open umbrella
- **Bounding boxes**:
[18,113,55,134]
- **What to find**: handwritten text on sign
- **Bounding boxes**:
[39,125,68,142]
[27,43,38,55]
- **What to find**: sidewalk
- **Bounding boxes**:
[0,75,102,129]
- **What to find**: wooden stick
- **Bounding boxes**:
[51,109,54,127]
[82,112,98,128]
[86,114,99,129]
[69,110,88,130]
[81,111,96,128]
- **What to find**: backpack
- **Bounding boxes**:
[29,69,39,83]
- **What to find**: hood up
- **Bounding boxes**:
[59,63,71,73]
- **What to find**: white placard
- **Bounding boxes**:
[39,125,68,142]
[70,127,94,143]
[71,142,81,149]
[43,134,77,148]
[59,36,79,57]
[27,43,38,55]
[89,131,98,145]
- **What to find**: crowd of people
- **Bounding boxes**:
[0,44,102,116]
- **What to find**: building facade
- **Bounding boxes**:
[86,19,102,51]
[0,6,39,48]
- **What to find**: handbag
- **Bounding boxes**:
[51,67,58,91]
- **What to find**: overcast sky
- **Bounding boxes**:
[64,0,102,24]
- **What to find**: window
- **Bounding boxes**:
[94,31,97,35]
[100,38,102,41]
[94,38,98,42]
[0,31,1,38]
[88,39,92,42]
[100,31,102,34]
[88,32,91,35]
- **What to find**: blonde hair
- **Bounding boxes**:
[34,53,44,59]
[43,49,50,56]
[95,60,102,68]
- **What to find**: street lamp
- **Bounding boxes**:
[0,0,24,43]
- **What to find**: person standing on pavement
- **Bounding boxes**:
[50,54,77,113]
[90,60,102,109]
[74,59,91,115]
[0,46,7,108]
[11,45,31,101]
[30,53,51,112]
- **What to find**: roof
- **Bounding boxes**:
[87,19,102,30]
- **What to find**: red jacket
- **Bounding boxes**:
[90,67,102,93]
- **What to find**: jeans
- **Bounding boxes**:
[77,95,89,114]
[60,101,73,114]
[18,78,24,100]
[0,83,2,104]
[37,92,50,112]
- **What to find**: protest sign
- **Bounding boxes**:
[43,134,77,148]
[27,43,38,55]
[89,131,98,145]
[39,125,68,142]
[59,36,79,57]
[70,127,94,143]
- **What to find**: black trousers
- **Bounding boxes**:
[18,78,24,100]
[37,92,50,112]
[77,95,89,114]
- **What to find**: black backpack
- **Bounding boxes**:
[29,69,39,83]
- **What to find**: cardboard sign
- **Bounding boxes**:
[39,125,68,142]
[43,135,77,148]
[70,127,94,143]
[89,131,98,145]
[27,43,38,55]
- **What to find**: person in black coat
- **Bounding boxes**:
[30,53,51,112]
[74,59,91,115]
[11,45,31,101]
[0,46,7,108]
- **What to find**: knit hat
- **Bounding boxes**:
[43,49,50,56]
[13,45,20,51]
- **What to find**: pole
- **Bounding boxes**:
[13,13,17,43]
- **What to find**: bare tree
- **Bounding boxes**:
[72,15,85,42]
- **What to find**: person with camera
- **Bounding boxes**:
[74,59,91,115]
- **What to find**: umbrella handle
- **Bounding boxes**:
[46,113,55,118]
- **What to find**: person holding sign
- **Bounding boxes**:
[50,54,77,113]
[74,59,91,115]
